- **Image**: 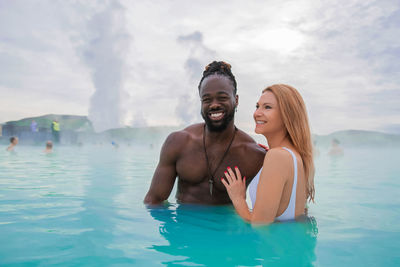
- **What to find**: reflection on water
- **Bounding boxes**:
[147,204,318,266]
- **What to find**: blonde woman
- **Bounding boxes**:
[221,84,315,224]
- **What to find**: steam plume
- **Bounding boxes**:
[81,1,131,132]
[176,31,216,125]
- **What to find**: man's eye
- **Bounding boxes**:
[202,98,211,103]
[218,97,228,101]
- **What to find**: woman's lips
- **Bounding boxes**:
[255,120,266,127]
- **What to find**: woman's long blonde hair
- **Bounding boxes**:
[263,84,315,202]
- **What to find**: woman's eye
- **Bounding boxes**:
[265,105,272,109]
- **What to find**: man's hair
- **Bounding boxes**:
[10,136,17,143]
[198,61,237,94]
[46,141,53,148]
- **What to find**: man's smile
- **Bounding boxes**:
[209,111,225,121]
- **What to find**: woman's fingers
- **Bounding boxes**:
[227,166,242,181]
[224,166,244,186]
[224,170,233,184]
[221,177,229,188]
[227,167,237,181]
[234,166,242,181]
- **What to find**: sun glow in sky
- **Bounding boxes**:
[0,0,399,134]
[253,28,305,54]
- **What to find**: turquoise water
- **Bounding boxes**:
[1,145,399,266]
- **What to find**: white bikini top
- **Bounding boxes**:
[246,147,298,221]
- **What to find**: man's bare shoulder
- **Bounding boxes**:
[182,123,204,134]
[163,123,203,151]
[235,128,266,155]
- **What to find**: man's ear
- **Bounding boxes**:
[235,95,239,107]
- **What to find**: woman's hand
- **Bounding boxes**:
[221,166,246,204]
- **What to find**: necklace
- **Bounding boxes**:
[203,124,237,196]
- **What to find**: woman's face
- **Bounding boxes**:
[253,91,284,135]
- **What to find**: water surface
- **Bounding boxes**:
[0,145,399,266]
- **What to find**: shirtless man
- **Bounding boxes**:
[6,136,18,152]
[144,61,266,205]
[44,141,53,154]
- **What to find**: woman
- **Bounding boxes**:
[221,84,315,224]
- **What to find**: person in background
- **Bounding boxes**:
[30,120,38,132]
[6,136,19,152]
[44,141,53,154]
[221,84,315,224]
[51,119,60,144]
[328,138,344,156]
[31,120,38,143]
[111,141,119,149]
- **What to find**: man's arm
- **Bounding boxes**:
[144,132,183,205]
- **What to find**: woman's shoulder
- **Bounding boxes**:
[264,147,294,161]
[262,148,295,174]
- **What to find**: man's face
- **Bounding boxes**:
[199,75,238,132]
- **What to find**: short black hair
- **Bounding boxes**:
[10,136,16,143]
[198,61,237,94]
[46,141,53,148]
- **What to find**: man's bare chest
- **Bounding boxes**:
[175,144,257,184]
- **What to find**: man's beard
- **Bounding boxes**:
[201,109,235,132]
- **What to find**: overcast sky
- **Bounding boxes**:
[0,0,399,134]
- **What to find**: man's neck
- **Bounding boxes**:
[205,123,236,143]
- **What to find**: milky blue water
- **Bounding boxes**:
[1,145,399,266]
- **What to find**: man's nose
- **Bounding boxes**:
[209,99,222,109]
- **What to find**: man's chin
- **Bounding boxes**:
[207,123,225,132]
[202,112,235,132]
[204,119,230,132]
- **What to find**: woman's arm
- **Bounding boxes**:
[222,148,292,224]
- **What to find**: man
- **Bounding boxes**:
[144,61,265,205]
[30,120,38,132]
[44,140,53,154]
[31,120,38,143]
[6,136,18,152]
[328,138,344,156]
[51,119,60,143]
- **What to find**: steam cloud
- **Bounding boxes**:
[81,1,131,132]
[176,31,216,125]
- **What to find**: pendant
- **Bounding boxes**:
[209,179,213,196]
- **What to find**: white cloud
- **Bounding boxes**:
[0,0,399,134]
